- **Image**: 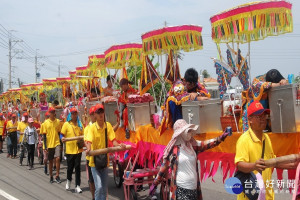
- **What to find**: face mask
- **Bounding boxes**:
[182,129,192,141]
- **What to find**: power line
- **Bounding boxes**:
[0,43,8,49]
[41,38,140,58]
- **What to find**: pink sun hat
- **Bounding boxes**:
[172,119,198,139]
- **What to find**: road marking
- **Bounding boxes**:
[0,189,19,200]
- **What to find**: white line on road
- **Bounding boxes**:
[0,189,19,200]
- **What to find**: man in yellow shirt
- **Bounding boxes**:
[84,106,96,199]
[235,101,298,200]
[40,112,50,175]
[61,107,84,193]
[86,104,126,200]
[42,107,62,184]
[0,113,5,153]
[6,113,18,158]
[17,112,29,144]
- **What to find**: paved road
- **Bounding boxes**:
[0,144,293,200]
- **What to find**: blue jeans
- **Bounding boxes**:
[6,136,11,155]
[9,132,17,156]
[91,167,108,200]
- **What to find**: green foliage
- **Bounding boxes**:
[127,66,142,90]
[202,69,210,78]
[125,56,171,106]
[295,75,300,83]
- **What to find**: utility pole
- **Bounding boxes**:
[17,78,21,87]
[58,60,61,77]
[8,38,12,89]
[35,49,38,83]
[8,31,22,89]
[0,79,3,93]
[17,49,43,83]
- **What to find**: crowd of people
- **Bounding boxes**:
[0,68,299,200]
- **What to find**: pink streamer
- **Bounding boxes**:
[203,160,212,182]
[248,17,253,31]
[233,21,238,34]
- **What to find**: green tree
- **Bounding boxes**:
[202,69,210,78]
[126,56,171,106]
[295,75,300,83]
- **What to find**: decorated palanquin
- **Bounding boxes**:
[141,25,206,136]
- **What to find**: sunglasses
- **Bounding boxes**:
[252,114,270,120]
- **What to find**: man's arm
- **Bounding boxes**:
[237,159,266,173]
[276,162,298,169]
[43,134,47,150]
[112,139,126,149]
[85,142,91,155]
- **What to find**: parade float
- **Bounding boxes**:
[209,0,299,190]
[210,0,294,132]
[0,1,298,199]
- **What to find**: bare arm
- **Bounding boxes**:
[22,129,27,144]
[276,162,298,169]
[86,142,91,155]
[43,135,47,150]
[237,159,266,173]
[112,139,126,149]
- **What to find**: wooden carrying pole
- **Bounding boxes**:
[63,136,84,142]
[88,145,132,156]
[264,154,300,168]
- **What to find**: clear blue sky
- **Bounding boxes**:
[0,0,299,91]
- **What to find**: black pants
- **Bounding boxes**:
[9,132,17,156]
[66,153,82,186]
[27,144,35,167]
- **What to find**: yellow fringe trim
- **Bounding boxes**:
[211,7,293,44]
[105,48,143,69]
[143,30,203,56]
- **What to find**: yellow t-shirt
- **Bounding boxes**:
[0,120,4,136]
[17,121,28,143]
[84,124,90,160]
[87,122,116,167]
[41,118,62,149]
[40,123,46,149]
[235,128,276,200]
[7,120,18,133]
[61,121,84,155]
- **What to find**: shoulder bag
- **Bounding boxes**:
[94,122,108,170]
[234,140,265,200]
